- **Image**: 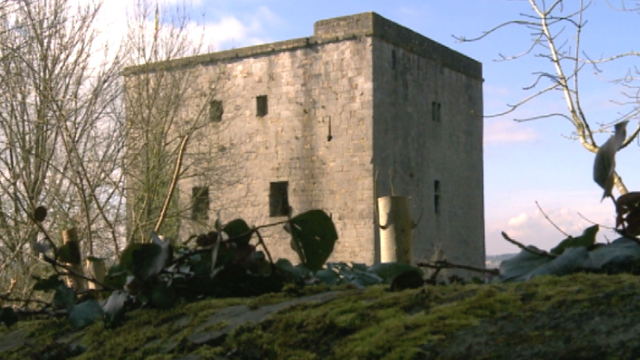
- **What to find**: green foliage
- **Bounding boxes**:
[103,290,128,328]
[68,300,103,329]
[22,206,426,332]
[275,260,424,289]
[498,224,640,282]
[224,219,252,247]
[32,274,64,292]
[103,264,127,290]
[288,210,338,272]
[550,225,598,256]
[0,307,18,328]
[121,232,171,281]
[53,285,75,312]
[57,242,81,264]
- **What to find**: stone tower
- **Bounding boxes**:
[124,12,485,272]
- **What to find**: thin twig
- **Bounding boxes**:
[155,134,189,233]
[254,229,275,270]
[535,201,569,237]
[39,254,115,291]
[0,293,50,305]
[577,212,614,230]
[416,260,500,276]
[501,231,556,258]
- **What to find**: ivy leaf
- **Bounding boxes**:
[53,285,75,312]
[58,242,81,264]
[275,259,311,283]
[121,232,171,281]
[497,247,553,282]
[224,219,252,247]
[523,246,590,280]
[289,210,338,272]
[550,225,598,256]
[315,268,340,286]
[586,237,640,271]
[103,290,128,328]
[69,300,103,329]
[189,250,212,278]
[0,307,18,328]
[103,264,128,290]
[32,274,64,292]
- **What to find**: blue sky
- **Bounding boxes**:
[96,0,640,255]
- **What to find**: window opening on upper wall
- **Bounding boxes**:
[269,181,289,217]
[192,186,210,221]
[434,180,441,215]
[391,49,396,70]
[256,95,268,117]
[431,101,441,122]
[209,100,223,122]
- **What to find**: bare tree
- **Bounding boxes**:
[0,0,126,297]
[122,0,236,245]
[0,0,236,300]
[457,0,640,194]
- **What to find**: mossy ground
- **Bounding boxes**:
[3,273,640,360]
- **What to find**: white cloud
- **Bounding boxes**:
[486,203,618,256]
[507,212,528,227]
[201,6,280,50]
[73,1,279,59]
[484,118,538,145]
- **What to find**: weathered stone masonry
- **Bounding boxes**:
[124,12,485,272]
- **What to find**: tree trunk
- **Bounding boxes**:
[377,196,413,264]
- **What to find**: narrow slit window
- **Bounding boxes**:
[191,186,210,221]
[269,181,289,217]
[434,180,440,215]
[256,95,268,117]
[431,101,441,122]
[209,100,223,122]
[391,49,396,70]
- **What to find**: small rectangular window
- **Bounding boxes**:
[269,181,289,217]
[209,100,223,122]
[191,186,210,221]
[431,101,441,122]
[391,49,396,70]
[434,180,440,214]
[256,95,268,117]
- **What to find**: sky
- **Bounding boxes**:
[90,0,640,256]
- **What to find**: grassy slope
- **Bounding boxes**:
[2,273,640,360]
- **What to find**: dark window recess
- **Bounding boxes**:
[434,180,440,214]
[269,181,289,217]
[191,186,210,221]
[209,100,223,122]
[256,95,268,117]
[431,101,442,122]
[391,49,396,70]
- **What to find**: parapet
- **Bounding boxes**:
[314,12,481,79]
[123,12,481,79]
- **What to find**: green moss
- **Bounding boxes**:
[6,273,640,359]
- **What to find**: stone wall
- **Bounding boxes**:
[371,38,485,273]
[124,12,484,270]
[178,37,377,264]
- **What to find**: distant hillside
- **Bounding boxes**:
[486,253,517,269]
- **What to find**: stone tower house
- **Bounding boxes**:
[124,12,485,271]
